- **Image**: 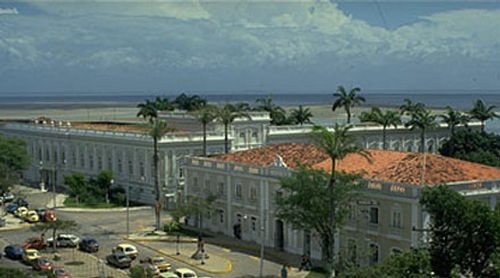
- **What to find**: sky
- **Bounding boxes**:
[0,0,500,94]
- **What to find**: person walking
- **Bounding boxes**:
[281,264,288,278]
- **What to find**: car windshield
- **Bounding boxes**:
[87,239,97,244]
[39,259,49,264]
[153,258,165,263]
[184,273,196,278]
[55,269,66,274]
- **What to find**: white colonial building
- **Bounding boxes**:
[0,112,478,207]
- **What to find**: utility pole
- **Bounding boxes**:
[259,209,266,278]
[126,184,130,238]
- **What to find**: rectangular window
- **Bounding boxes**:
[193,177,198,188]
[53,150,57,163]
[117,158,123,173]
[46,149,50,161]
[80,153,85,168]
[128,159,133,175]
[250,187,257,201]
[369,244,379,264]
[219,210,224,224]
[97,156,102,169]
[235,184,242,200]
[251,217,257,231]
[348,204,356,220]
[392,210,402,228]
[370,207,379,224]
[72,151,76,166]
[107,156,112,170]
[139,161,145,177]
[89,154,94,169]
[205,180,211,195]
[218,182,224,196]
[61,150,66,164]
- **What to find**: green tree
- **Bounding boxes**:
[290,105,313,125]
[31,219,78,253]
[136,99,158,123]
[234,102,252,111]
[172,195,217,237]
[153,96,175,111]
[310,124,369,275]
[93,170,113,204]
[215,104,251,154]
[63,172,87,204]
[359,107,402,150]
[338,249,432,278]
[399,98,425,116]
[173,93,207,111]
[0,268,33,278]
[149,119,174,231]
[331,86,365,124]
[469,99,498,132]
[276,167,362,275]
[0,134,30,192]
[440,106,470,136]
[130,265,156,278]
[439,130,500,167]
[420,185,500,277]
[192,105,217,156]
[405,109,438,153]
[255,95,289,125]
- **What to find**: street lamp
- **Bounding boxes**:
[39,161,45,192]
[126,184,130,239]
[259,210,267,278]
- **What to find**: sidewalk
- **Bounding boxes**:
[41,249,128,278]
[0,214,30,232]
[129,237,232,275]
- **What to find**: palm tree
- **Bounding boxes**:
[174,93,207,111]
[440,106,470,136]
[359,107,402,150]
[255,95,288,125]
[469,99,498,132]
[154,96,175,111]
[290,105,313,125]
[234,102,252,111]
[405,109,439,152]
[332,86,365,124]
[311,124,369,274]
[136,99,158,123]
[192,105,217,156]
[215,104,251,154]
[149,119,174,231]
[399,98,425,116]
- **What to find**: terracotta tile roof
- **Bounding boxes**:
[71,122,149,133]
[214,143,500,185]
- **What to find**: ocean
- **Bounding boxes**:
[0,92,498,133]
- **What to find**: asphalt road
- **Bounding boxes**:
[0,189,288,277]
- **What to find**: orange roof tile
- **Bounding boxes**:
[214,143,500,185]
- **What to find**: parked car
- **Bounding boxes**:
[34,207,47,218]
[47,234,80,248]
[141,263,160,276]
[13,197,29,207]
[23,210,40,223]
[6,203,19,214]
[32,257,54,271]
[22,248,41,264]
[52,268,72,278]
[159,272,179,278]
[3,192,14,202]
[112,243,138,260]
[174,268,198,278]
[144,256,171,272]
[15,206,29,218]
[4,244,24,259]
[21,237,47,250]
[106,252,132,269]
[78,238,99,253]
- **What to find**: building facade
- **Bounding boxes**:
[0,113,479,206]
[182,144,500,264]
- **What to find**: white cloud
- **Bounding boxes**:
[0,7,19,15]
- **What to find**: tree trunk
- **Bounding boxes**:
[52,228,57,253]
[203,123,207,157]
[153,137,161,231]
[328,159,337,276]
[382,126,387,150]
[346,106,351,124]
[224,123,229,154]
[481,121,485,132]
[420,129,426,153]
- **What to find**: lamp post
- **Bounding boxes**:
[126,184,130,239]
[259,209,266,278]
[39,161,45,192]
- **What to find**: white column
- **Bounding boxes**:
[411,202,418,247]
[226,174,232,235]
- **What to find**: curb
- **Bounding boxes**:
[127,237,197,244]
[0,223,31,232]
[56,206,151,213]
[127,238,233,275]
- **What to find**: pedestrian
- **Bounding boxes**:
[281,264,288,278]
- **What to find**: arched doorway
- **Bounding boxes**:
[275,220,284,250]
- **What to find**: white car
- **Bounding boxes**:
[47,234,80,248]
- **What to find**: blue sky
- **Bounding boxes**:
[0,0,499,94]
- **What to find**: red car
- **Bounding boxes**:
[44,210,57,222]
[21,237,47,250]
[32,257,54,271]
[52,268,71,278]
